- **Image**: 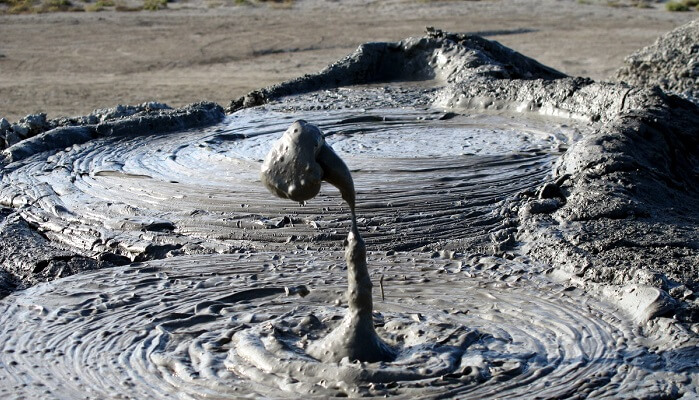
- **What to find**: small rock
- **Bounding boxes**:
[285,285,310,297]
[669,285,692,300]
[538,182,564,199]
[142,102,170,111]
[0,118,10,133]
[633,269,667,289]
[20,113,48,132]
[11,124,29,138]
[5,131,22,147]
[438,250,456,259]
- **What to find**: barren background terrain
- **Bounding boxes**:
[0,0,697,121]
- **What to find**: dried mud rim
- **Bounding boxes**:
[0,252,659,399]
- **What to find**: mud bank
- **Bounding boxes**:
[0,28,697,398]
[615,19,699,105]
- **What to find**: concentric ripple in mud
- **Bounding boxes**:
[0,106,577,258]
[0,252,668,399]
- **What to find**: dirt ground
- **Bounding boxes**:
[0,0,696,122]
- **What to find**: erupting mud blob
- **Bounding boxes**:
[261,120,356,213]
[261,120,394,362]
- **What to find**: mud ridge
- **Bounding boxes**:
[228,27,566,112]
[438,76,699,323]
[614,19,699,105]
[0,101,224,164]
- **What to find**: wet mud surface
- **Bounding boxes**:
[3,253,694,399]
[0,101,570,260]
[0,28,697,398]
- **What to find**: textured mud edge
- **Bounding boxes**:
[0,102,225,294]
[437,76,699,326]
[0,27,696,334]
[614,19,698,105]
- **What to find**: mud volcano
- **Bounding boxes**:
[0,27,697,398]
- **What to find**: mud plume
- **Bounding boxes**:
[306,227,395,363]
[261,120,392,362]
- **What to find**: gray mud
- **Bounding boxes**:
[2,253,696,399]
[0,27,697,399]
[0,102,570,267]
[614,19,698,105]
[260,119,393,363]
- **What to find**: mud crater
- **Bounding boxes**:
[0,99,577,258]
[0,253,653,399]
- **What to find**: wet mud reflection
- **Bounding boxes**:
[0,253,652,398]
[0,106,571,257]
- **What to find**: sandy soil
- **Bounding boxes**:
[0,0,696,122]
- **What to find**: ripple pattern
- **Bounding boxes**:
[0,253,650,399]
[1,92,665,399]
[0,107,574,259]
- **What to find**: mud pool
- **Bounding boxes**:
[1,252,685,399]
[0,97,594,399]
[0,94,691,399]
[0,103,573,256]
[0,28,697,399]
